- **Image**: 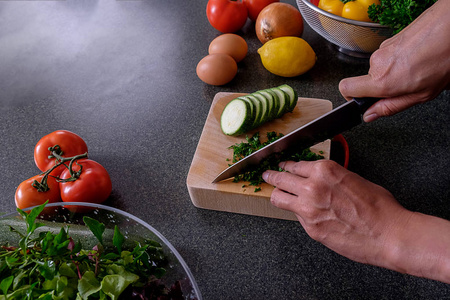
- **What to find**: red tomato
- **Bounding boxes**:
[59,159,112,212]
[311,0,320,6]
[15,174,61,210]
[244,0,280,22]
[34,130,88,176]
[206,0,248,33]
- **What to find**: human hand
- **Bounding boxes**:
[339,0,450,122]
[263,159,450,283]
[262,160,411,267]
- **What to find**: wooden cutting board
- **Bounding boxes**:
[187,92,332,221]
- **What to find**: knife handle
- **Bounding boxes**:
[353,97,380,114]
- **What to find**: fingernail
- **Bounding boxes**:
[262,171,269,182]
[278,161,286,169]
[363,112,379,123]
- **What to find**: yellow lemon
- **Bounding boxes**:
[257,37,317,77]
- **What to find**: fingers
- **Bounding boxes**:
[279,160,315,177]
[339,74,385,101]
[262,160,317,191]
[262,168,304,194]
[270,187,298,211]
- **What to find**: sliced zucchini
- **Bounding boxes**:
[259,89,279,121]
[252,92,270,125]
[237,96,255,126]
[220,99,252,136]
[265,89,280,118]
[245,94,262,128]
[270,87,288,118]
[220,84,298,136]
[278,84,298,112]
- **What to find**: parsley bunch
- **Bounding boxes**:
[228,132,324,188]
[0,202,183,300]
[368,0,437,34]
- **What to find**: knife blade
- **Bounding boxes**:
[212,97,379,183]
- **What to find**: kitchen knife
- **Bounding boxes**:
[212,97,379,183]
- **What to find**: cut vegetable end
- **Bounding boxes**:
[220,99,251,136]
[219,84,298,136]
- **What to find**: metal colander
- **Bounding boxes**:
[297,0,392,58]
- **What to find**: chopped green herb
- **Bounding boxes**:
[254,187,262,192]
[228,132,324,189]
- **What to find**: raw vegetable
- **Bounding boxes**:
[318,0,380,22]
[368,0,437,34]
[15,131,111,210]
[206,0,248,33]
[220,84,298,136]
[15,174,61,210]
[0,202,183,299]
[255,2,304,44]
[227,131,324,187]
[34,130,88,176]
[59,159,112,212]
[244,0,280,22]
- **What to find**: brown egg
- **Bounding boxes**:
[196,53,238,86]
[208,34,248,63]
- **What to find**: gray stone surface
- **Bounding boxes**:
[0,0,449,298]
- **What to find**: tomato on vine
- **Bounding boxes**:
[59,159,112,212]
[244,0,279,22]
[15,174,61,210]
[206,0,248,33]
[34,130,88,176]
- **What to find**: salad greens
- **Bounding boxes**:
[228,132,324,187]
[0,202,183,300]
[368,0,437,34]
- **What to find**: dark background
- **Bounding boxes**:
[0,0,449,298]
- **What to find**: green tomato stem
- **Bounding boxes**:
[33,148,89,191]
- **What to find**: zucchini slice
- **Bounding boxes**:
[220,99,252,136]
[259,90,279,121]
[219,84,298,136]
[252,92,270,125]
[270,87,289,118]
[237,96,256,126]
[245,94,262,128]
[278,84,298,112]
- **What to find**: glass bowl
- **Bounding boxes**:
[0,202,202,300]
[297,0,392,58]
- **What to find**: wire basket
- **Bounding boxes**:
[297,0,392,58]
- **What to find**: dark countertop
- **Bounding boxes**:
[0,0,449,298]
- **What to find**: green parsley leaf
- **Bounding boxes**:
[228,132,324,190]
[368,0,437,34]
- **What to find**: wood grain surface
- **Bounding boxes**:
[187,92,333,220]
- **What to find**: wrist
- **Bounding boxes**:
[381,211,450,283]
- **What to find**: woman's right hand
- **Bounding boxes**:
[339,0,450,123]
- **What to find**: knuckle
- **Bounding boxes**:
[290,161,305,174]
[379,102,398,117]
[312,160,338,174]
[301,205,320,221]
[269,172,284,186]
